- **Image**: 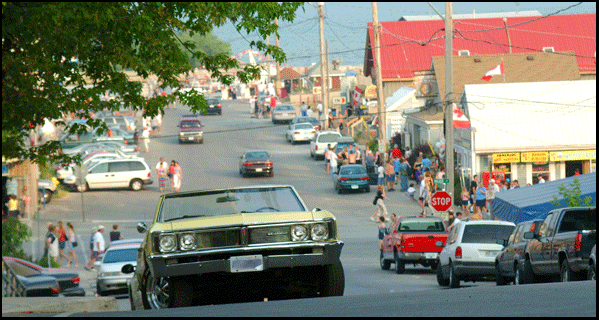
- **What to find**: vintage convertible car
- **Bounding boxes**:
[122,185,344,309]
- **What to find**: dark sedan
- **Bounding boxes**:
[3,256,85,296]
[494,219,543,285]
[239,150,273,177]
[15,274,61,297]
[204,98,222,115]
[333,164,370,194]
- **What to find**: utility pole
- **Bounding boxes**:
[275,18,281,97]
[326,40,330,116]
[372,2,386,154]
[318,2,328,120]
[266,35,270,89]
[444,2,455,202]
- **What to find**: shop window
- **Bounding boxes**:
[532,163,549,184]
[493,163,511,182]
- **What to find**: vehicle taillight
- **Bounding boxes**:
[51,286,60,295]
[148,172,151,178]
[294,131,300,135]
[217,104,221,108]
[265,161,273,166]
[339,178,349,181]
[455,246,462,259]
[575,233,582,252]
[124,140,128,145]
[315,145,318,150]
[244,162,253,166]
[310,130,316,134]
[71,276,80,284]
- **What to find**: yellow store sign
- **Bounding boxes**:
[521,152,548,163]
[549,150,596,162]
[493,153,520,164]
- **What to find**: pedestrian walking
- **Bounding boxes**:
[85,225,105,271]
[329,147,339,181]
[377,216,387,249]
[461,187,470,219]
[173,161,182,192]
[399,158,410,192]
[418,175,430,216]
[57,221,72,267]
[371,185,390,221]
[45,224,59,266]
[141,126,151,152]
[385,158,395,191]
[168,160,176,191]
[324,144,332,174]
[475,182,488,219]
[408,183,416,201]
[156,157,168,192]
[21,186,31,219]
[66,222,78,267]
[377,162,385,188]
[300,101,307,116]
[110,224,124,243]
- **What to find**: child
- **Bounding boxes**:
[377,216,387,249]
[407,183,416,201]
[461,187,470,218]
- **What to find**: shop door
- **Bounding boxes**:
[565,161,583,177]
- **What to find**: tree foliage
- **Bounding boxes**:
[2,2,303,164]
[550,178,595,208]
[2,218,32,259]
[178,31,231,68]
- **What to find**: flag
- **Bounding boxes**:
[452,103,470,129]
[353,86,363,106]
[481,60,504,82]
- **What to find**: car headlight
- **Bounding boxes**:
[291,225,309,241]
[179,233,196,250]
[310,223,329,241]
[159,234,177,252]
[179,132,184,136]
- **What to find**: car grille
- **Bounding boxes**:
[249,226,291,244]
[180,132,202,136]
[196,229,241,248]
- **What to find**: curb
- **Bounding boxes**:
[1,296,118,315]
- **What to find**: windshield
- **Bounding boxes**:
[180,120,202,128]
[339,166,366,175]
[245,152,269,160]
[462,225,515,243]
[318,133,341,143]
[159,186,307,222]
[277,105,294,111]
[206,99,219,105]
[103,248,138,264]
[295,123,313,130]
[397,218,446,232]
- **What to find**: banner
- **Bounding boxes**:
[353,86,363,106]
[493,153,520,164]
[520,152,548,163]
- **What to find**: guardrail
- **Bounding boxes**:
[2,257,26,297]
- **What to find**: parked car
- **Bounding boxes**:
[494,219,543,285]
[286,123,316,144]
[381,215,448,273]
[178,115,204,144]
[239,150,273,177]
[96,242,141,296]
[59,126,130,149]
[333,164,370,194]
[121,185,344,309]
[522,207,596,283]
[588,244,596,280]
[310,131,342,160]
[63,158,153,192]
[98,115,137,132]
[437,220,516,288]
[105,125,137,145]
[38,179,57,204]
[290,116,321,131]
[57,149,138,181]
[203,98,222,115]
[3,256,85,296]
[12,274,61,297]
[95,238,145,269]
[271,104,296,124]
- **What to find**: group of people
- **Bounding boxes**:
[156,157,183,192]
[461,175,521,220]
[83,224,124,271]
[324,142,363,181]
[252,94,277,118]
[45,221,78,267]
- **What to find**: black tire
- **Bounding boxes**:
[437,263,449,286]
[96,283,103,296]
[320,263,345,297]
[130,179,143,191]
[560,259,572,282]
[380,250,391,270]
[141,271,169,309]
[448,262,460,288]
[337,186,343,194]
[514,262,525,285]
[430,261,438,271]
[588,264,596,281]
[394,254,405,274]
[495,263,509,286]
[522,259,536,284]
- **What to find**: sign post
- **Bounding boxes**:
[431,191,452,212]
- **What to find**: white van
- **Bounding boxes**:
[310,131,342,160]
[64,158,153,192]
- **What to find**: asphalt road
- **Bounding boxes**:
[22,99,596,316]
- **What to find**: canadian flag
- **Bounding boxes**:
[353,86,363,106]
[453,103,470,129]
[481,60,504,82]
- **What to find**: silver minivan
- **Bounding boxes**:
[64,158,153,192]
[310,131,342,160]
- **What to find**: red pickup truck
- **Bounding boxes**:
[380,215,448,274]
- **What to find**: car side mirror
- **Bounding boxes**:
[121,264,136,274]
[435,241,445,248]
[496,239,508,246]
[523,232,535,240]
[311,208,322,212]
[136,222,148,234]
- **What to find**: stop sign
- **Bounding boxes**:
[431,191,452,212]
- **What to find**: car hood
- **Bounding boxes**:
[156,211,320,231]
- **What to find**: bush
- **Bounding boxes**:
[367,139,378,155]
[2,217,32,259]
[35,253,60,268]
[407,144,433,167]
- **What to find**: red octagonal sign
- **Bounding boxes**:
[431,191,452,212]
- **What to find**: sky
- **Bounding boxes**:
[212,2,596,68]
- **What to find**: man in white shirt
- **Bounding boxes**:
[448,212,462,232]
[329,149,338,181]
[306,106,313,117]
[142,127,151,152]
[84,225,105,271]
[538,175,546,184]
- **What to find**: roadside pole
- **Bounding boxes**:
[372,2,386,155]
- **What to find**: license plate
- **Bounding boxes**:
[283,113,288,116]
[188,137,194,140]
[425,253,438,259]
[230,255,264,273]
[351,185,358,189]
[255,168,263,172]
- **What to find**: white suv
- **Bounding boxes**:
[437,220,515,288]
[310,131,342,160]
[63,158,153,192]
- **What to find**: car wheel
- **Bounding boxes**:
[514,262,525,285]
[365,185,371,193]
[588,263,596,281]
[337,186,343,194]
[430,261,438,271]
[96,283,103,296]
[394,254,405,274]
[495,263,509,286]
[319,263,345,297]
[522,259,536,284]
[437,263,449,286]
[560,259,572,282]
[448,262,460,288]
[142,272,170,309]
[380,250,391,270]
[130,179,143,191]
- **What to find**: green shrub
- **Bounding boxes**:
[2,217,32,259]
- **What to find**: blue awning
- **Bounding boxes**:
[345,70,357,76]
[491,172,596,224]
